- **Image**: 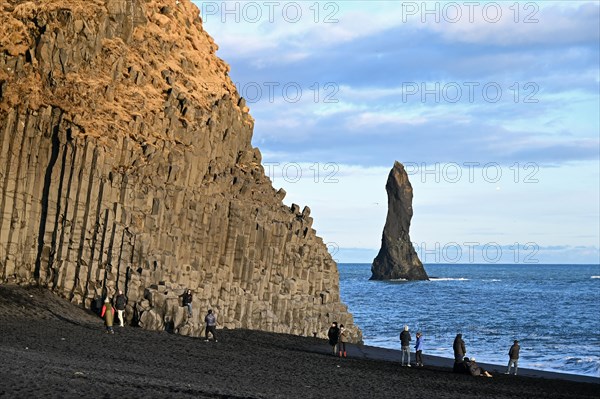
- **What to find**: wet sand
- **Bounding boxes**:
[1,286,598,398]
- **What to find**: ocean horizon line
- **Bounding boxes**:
[338,262,600,266]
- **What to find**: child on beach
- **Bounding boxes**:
[414,332,424,367]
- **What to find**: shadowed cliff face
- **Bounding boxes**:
[0,0,361,342]
[371,161,428,281]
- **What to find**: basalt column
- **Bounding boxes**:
[0,0,361,342]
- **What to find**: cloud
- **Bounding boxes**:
[251,95,599,167]
[349,111,428,128]
[425,2,600,47]
[197,1,411,60]
[203,1,599,74]
[196,0,599,262]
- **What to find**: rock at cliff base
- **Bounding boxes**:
[371,161,428,281]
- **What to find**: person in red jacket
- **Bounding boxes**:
[101,298,115,334]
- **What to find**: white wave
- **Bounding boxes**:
[566,356,600,363]
[483,279,501,282]
[591,276,600,279]
[389,278,407,282]
[429,277,469,281]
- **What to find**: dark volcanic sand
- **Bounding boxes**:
[1,286,598,399]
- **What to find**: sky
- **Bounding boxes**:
[194,1,600,264]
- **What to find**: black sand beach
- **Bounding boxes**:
[1,286,598,399]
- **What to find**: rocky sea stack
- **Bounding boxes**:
[0,0,360,341]
[371,161,428,281]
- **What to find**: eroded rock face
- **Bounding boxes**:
[0,0,361,342]
[371,161,428,281]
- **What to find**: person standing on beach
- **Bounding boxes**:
[338,324,348,358]
[182,289,193,317]
[100,298,115,334]
[414,331,424,367]
[327,322,340,355]
[400,325,412,366]
[453,333,466,363]
[114,290,127,327]
[505,340,520,375]
[204,309,217,341]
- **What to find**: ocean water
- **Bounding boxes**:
[338,263,600,377]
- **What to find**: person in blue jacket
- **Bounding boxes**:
[414,331,424,367]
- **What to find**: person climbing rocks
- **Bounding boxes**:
[327,322,340,355]
[400,325,412,366]
[506,339,520,375]
[114,290,127,327]
[414,331,424,367]
[204,309,217,341]
[101,298,115,334]
[338,324,348,358]
[182,289,193,317]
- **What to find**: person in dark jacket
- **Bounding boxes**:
[114,290,127,327]
[101,298,115,334]
[204,309,217,341]
[327,322,340,355]
[505,340,520,375]
[182,289,193,317]
[453,333,466,363]
[466,357,492,378]
[414,331,424,367]
[399,325,412,366]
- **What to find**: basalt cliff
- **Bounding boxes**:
[0,0,361,341]
[371,161,428,281]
